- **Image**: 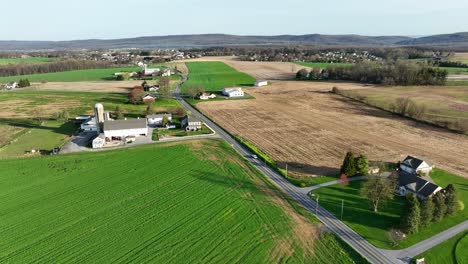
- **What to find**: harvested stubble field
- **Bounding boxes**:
[337,85,468,133]
[196,81,468,179]
[0,140,364,263]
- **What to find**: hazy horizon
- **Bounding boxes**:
[2,0,467,41]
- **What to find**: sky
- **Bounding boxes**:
[1,0,468,41]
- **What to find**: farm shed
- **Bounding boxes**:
[254,80,268,87]
[147,113,172,126]
[103,118,148,140]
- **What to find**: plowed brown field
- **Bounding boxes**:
[197,81,468,179]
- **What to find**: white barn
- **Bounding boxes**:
[222,87,244,98]
[400,156,434,176]
[103,118,148,140]
[254,80,268,87]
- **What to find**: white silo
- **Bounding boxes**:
[94,103,105,133]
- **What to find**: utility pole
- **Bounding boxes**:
[341,199,344,220]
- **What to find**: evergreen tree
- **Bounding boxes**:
[419,197,434,227]
[355,154,369,176]
[444,184,459,216]
[432,192,446,222]
[18,79,31,87]
[400,194,421,234]
[162,114,170,127]
[341,151,356,176]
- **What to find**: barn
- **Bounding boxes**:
[103,118,148,141]
[222,87,244,97]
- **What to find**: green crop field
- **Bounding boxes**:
[295,62,353,69]
[0,67,141,83]
[439,66,468,74]
[414,231,467,264]
[0,91,182,158]
[310,168,468,249]
[183,62,256,92]
[0,57,55,65]
[0,140,366,263]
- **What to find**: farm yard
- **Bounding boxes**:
[0,90,182,158]
[183,61,255,92]
[310,168,468,249]
[0,140,366,263]
[336,85,468,133]
[196,80,468,180]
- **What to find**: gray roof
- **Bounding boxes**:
[185,116,201,123]
[104,119,147,131]
[397,171,441,197]
[401,156,426,169]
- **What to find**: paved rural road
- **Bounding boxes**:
[174,74,467,264]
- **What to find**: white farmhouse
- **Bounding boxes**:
[222,87,244,98]
[103,118,148,141]
[254,80,268,87]
[147,113,172,127]
[6,82,18,89]
[400,156,434,176]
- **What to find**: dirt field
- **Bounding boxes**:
[26,81,143,93]
[197,81,468,179]
[181,56,309,80]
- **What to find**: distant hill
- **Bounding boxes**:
[396,32,468,47]
[0,32,467,51]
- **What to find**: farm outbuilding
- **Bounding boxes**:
[103,118,148,140]
[254,80,268,87]
[147,113,172,127]
[92,134,105,149]
[222,87,244,98]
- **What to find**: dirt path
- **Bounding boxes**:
[197,81,468,178]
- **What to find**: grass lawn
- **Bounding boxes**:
[155,124,213,140]
[0,139,365,263]
[0,90,183,158]
[414,231,467,264]
[183,62,255,93]
[0,57,55,65]
[439,66,468,74]
[295,62,353,69]
[311,168,468,249]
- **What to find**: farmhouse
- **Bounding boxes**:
[395,171,442,199]
[400,156,434,176]
[103,118,148,140]
[147,113,172,127]
[142,94,156,103]
[255,80,268,87]
[181,116,202,131]
[222,87,244,98]
[198,92,216,100]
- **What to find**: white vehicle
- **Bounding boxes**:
[251,154,258,159]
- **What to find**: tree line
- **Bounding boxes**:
[297,61,448,86]
[0,59,115,77]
